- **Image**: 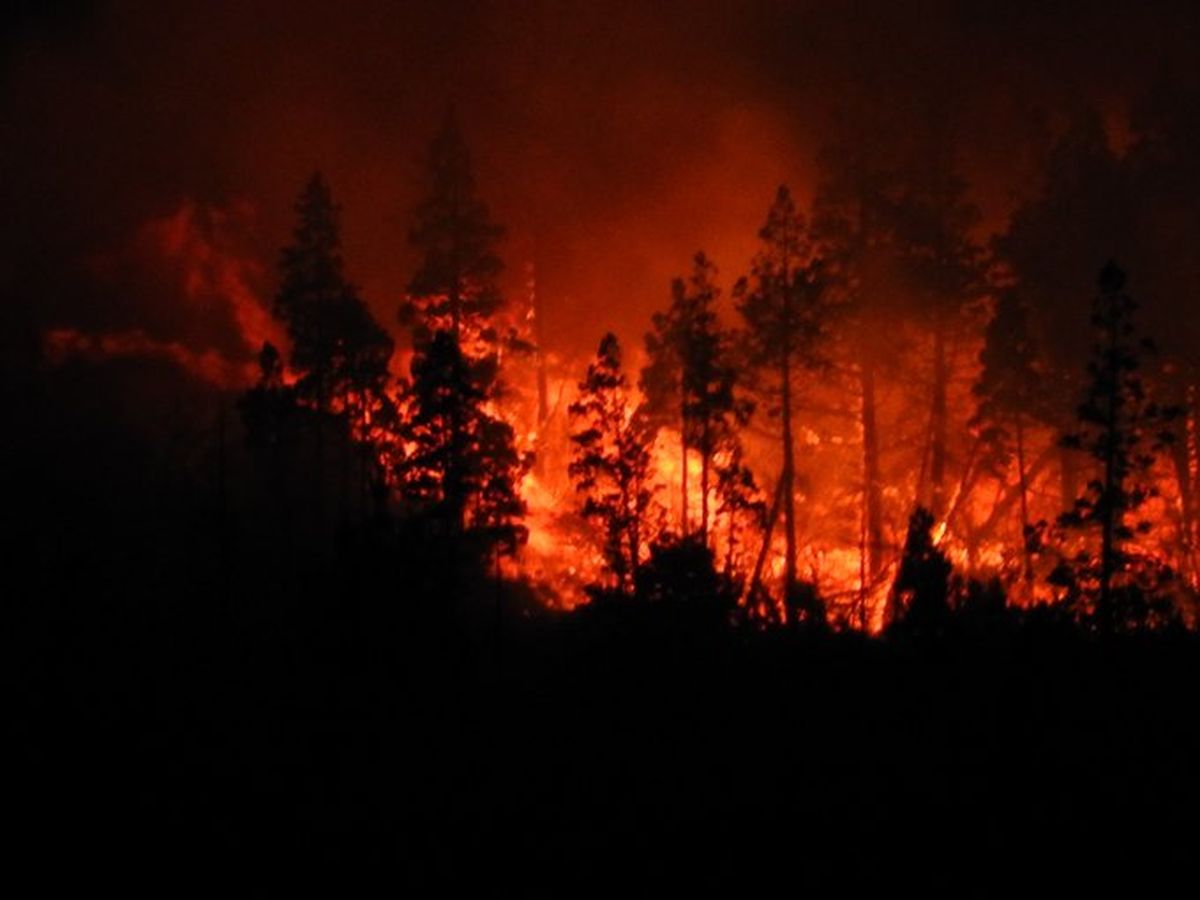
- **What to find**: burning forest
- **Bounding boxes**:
[43,105,1200,633]
[8,0,1200,885]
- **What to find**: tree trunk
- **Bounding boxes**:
[700,423,710,546]
[861,362,884,583]
[626,480,640,595]
[749,474,787,613]
[532,263,550,479]
[680,391,689,539]
[781,347,797,612]
[1015,412,1033,596]
[930,321,948,519]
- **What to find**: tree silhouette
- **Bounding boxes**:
[1052,262,1177,630]
[886,506,953,633]
[972,285,1046,593]
[402,328,527,556]
[569,333,658,596]
[401,110,505,352]
[272,173,394,523]
[996,107,1132,516]
[735,186,828,613]
[888,150,986,520]
[640,268,689,534]
[398,113,527,556]
[276,173,393,416]
[712,440,766,582]
[1127,75,1200,584]
[642,252,749,544]
[811,139,904,602]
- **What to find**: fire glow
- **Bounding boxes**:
[39,113,1200,634]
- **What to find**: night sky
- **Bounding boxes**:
[5,0,1198,364]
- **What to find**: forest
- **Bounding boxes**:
[180,95,1200,637]
[7,1,1200,887]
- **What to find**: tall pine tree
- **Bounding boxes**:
[569,334,658,596]
[1052,262,1177,630]
[736,186,829,613]
[972,285,1045,593]
[401,110,505,353]
[398,113,527,555]
[888,149,986,520]
[273,173,394,524]
[642,252,749,544]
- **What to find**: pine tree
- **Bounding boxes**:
[1052,262,1177,630]
[401,110,505,354]
[569,333,658,596]
[995,107,1132,516]
[888,153,986,520]
[276,173,393,416]
[642,252,749,544]
[811,140,901,597]
[403,331,526,550]
[712,440,766,582]
[1128,75,1200,586]
[640,276,689,535]
[735,186,828,612]
[273,173,395,524]
[971,286,1045,592]
[399,114,527,555]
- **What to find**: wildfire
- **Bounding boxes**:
[40,185,1200,635]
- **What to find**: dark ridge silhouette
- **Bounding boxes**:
[12,78,1200,890]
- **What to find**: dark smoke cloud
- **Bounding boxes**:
[3,1,1198,364]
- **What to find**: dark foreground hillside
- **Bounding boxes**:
[10,568,1200,891]
[4,362,1199,891]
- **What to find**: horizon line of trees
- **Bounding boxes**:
[237,79,1200,635]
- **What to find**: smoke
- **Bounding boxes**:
[4,0,1198,370]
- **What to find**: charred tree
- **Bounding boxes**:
[273,173,394,528]
[643,253,749,546]
[399,113,527,559]
[811,141,899,601]
[736,186,829,614]
[569,334,658,596]
[889,152,985,521]
[1053,262,1177,630]
[972,286,1046,595]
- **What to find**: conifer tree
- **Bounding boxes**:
[273,173,394,523]
[811,141,901,594]
[972,286,1045,591]
[405,331,526,551]
[642,252,749,543]
[401,111,505,354]
[276,173,393,417]
[995,107,1131,515]
[888,153,986,520]
[398,113,527,554]
[640,275,689,534]
[735,186,829,609]
[569,333,658,596]
[1052,262,1177,630]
